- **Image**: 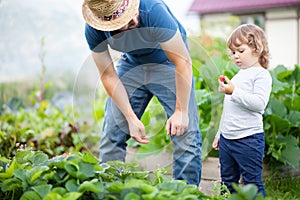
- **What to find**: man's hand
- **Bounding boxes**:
[166,110,189,136]
[127,118,150,144]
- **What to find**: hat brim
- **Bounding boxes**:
[82,0,140,31]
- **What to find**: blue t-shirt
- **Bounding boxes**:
[84,0,188,64]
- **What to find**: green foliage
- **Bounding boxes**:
[264,65,300,168]
[230,184,265,200]
[0,26,299,199]
[0,149,210,200]
[188,35,238,159]
[0,99,98,158]
[264,175,300,199]
[0,149,271,199]
[188,34,300,167]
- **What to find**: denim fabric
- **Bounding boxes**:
[99,57,202,186]
[219,133,266,197]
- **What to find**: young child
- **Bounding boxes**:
[212,24,272,197]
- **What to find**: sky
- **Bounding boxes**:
[0,0,199,82]
[0,0,88,82]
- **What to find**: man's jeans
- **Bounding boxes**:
[99,57,202,186]
[219,133,266,197]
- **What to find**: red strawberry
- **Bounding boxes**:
[219,75,225,82]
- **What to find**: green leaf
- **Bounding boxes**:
[106,182,125,193]
[240,184,258,199]
[64,162,79,178]
[27,166,49,184]
[46,156,66,169]
[230,184,258,200]
[30,151,49,165]
[124,179,156,194]
[265,99,287,118]
[141,109,151,126]
[44,192,62,200]
[0,159,16,179]
[65,179,79,192]
[52,187,67,196]
[270,69,290,94]
[158,180,187,193]
[78,161,95,178]
[264,115,290,133]
[279,135,300,168]
[20,191,42,200]
[15,149,35,164]
[62,192,82,200]
[0,178,22,192]
[121,188,141,199]
[82,153,99,164]
[32,184,52,199]
[284,96,300,111]
[228,194,245,200]
[14,168,28,189]
[94,164,106,173]
[78,179,104,193]
[124,192,141,200]
[287,110,300,126]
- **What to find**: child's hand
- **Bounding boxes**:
[212,137,220,150]
[218,75,234,94]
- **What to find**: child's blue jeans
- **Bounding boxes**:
[219,132,266,197]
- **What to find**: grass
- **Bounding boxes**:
[264,175,300,199]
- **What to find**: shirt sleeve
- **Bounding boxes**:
[84,24,108,52]
[231,70,272,113]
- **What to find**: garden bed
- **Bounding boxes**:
[126,147,221,195]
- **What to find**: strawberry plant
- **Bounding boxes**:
[0,149,209,200]
[0,149,268,199]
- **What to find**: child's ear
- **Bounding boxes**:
[252,46,260,56]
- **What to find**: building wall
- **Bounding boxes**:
[200,8,300,69]
[265,9,299,69]
[201,14,239,38]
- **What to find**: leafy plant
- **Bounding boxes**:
[189,34,238,159]
[0,99,98,158]
[264,65,300,168]
[0,149,209,200]
[229,184,266,200]
[0,149,272,200]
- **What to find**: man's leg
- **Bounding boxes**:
[99,98,130,162]
[147,63,202,186]
[99,63,152,163]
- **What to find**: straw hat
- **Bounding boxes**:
[82,0,140,31]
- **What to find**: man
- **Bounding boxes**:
[82,0,202,186]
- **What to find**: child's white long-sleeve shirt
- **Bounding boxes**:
[216,66,272,139]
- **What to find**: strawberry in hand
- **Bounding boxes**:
[219,75,225,82]
[218,75,234,94]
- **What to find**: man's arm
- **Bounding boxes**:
[160,31,193,136]
[91,50,149,143]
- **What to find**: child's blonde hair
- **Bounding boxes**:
[227,24,270,69]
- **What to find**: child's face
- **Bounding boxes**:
[229,44,260,69]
